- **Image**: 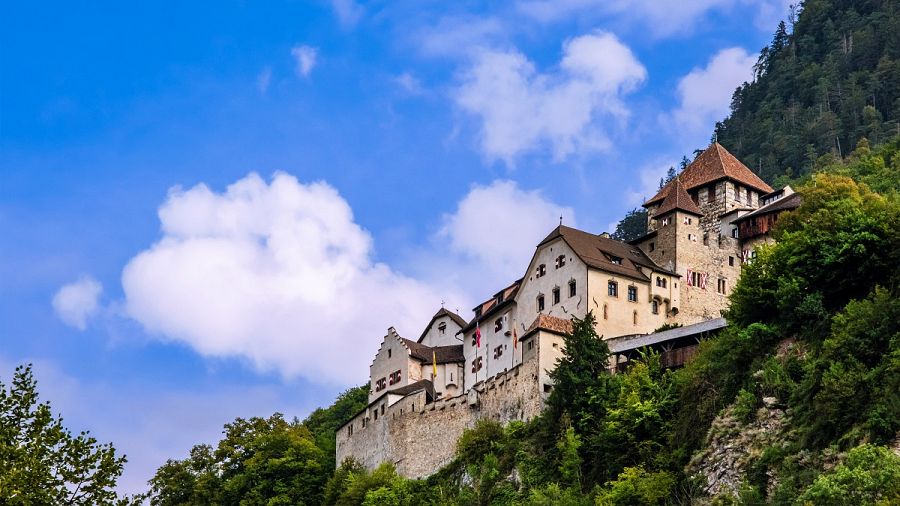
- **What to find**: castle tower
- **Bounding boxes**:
[636,143,773,324]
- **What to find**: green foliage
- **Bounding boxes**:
[610,208,647,242]
[144,414,327,506]
[303,385,369,474]
[715,0,900,182]
[797,444,900,505]
[521,483,590,506]
[0,364,130,506]
[595,466,675,506]
[732,388,758,424]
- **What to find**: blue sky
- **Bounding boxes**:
[1,0,790,493]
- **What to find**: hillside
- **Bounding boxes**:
[714,0,900,183]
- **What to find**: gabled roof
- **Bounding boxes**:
[732,192,802,224]
[401,338,465,364]
[537,225,676,281]
[521,314,573,339]
[645,143,774,207]
[462,279,522,332]
[388,379,435,398]
[654,177,702,216]
[417,307,468,343]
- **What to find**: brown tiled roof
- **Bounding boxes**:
[388,379,434,397]
[401,338,465,364]
[654,177,702,216]
[645,144,774,206]
[522,314,573,338]
[732,192,802,223]
[417,307,468,342]
[462,279,522,332]
[538,225,676,281]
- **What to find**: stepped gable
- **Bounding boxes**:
[417,307,468,342]
[538,225,676,281]
[521,314,573,339]
[644,143,774,206]
[401,338,465,364]
[654,176,702,216]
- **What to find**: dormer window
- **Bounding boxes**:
[438,322,446,335]
[537,264,547,277]
[555,255,566,268]
[608,255,622,265]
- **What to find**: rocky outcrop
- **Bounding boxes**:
[688,396,789,498]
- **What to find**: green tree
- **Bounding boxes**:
[610,209,647,242]
[797,444,900,505]
[0,364,129,505]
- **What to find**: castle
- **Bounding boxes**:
[336,143,801,477]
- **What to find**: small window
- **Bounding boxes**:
[608,281,618,297]
[388,349,391,358]
[649,242,655,252]
[527,340,534,351]
[731,228,738,239]
[703,233,708,245]
[569,280,576,297]
[537,295,545,312]
[493,345,503,359]
[729,256,734,266]
[450,372,453,381]
[633,310,638,326]
[603,303,608,320]
[661,217,670,227]
[736,186,742,201]
[543,384,552,393]
[381,404,385,415]
[627,286,638,302]
[652,300,659,314]
[555,255,566,268]
[438,322,446,334]
[746,191,752,205]
[683,216,692,225]
[494,317,503,332]
[374,410,378,421]
[708,184,716,202]
[552,287,560,305]
[717,278,727,294]
[609,255,622,265]
[537,264,547,277]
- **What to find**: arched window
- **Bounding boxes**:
[633,310,638,325]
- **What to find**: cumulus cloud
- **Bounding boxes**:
[121,173,457,385]
[416,180,576,295]
[668,47,756,135]
[331,0,364,28]
[291,45,318,77]
[52,277,103,330]
[455,32,646,165]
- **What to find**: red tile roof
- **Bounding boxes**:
[402,338,465,364]
[645,143,774,207]
[654,177,702,216]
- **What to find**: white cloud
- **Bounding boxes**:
[257,66,272,94]
[394,72,423,95]
[455,32,646,165]
[52,277,102,330]
[121,173,457,385]
[331,0,364,28]
[416,16,506,59]
[668,47,756,136]
[290,45,318,78]
[624,160,677,208]
[421,180,575,294]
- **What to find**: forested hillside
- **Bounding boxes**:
[714,0,900,183]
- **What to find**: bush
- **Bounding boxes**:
[595,467,675,506]
[797,444,900,505]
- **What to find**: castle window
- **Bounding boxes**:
[471,356,483,373]
[703,233,708,245]
[736,186,742,201]
[649,242,655,252]
[569,280,576,297]
[438,322,446,334]
[633,310,638,325]
[348,424,353,436]
[389,370,402,385]
[652,300,659,314]
[375,378,386,392]
[660,217,670,227]
[717,278,727,294]
[555,255,566,268]
[381,404,385,415]
[608,281,618,297]
[656,276,667,288]
[687,233,696,241]
[603,303,608,320]
[731,228,738,238]
[708,184,716,202]
[494,317,503,332]
[544,384,552,393]
[627,286,638,302]
[746,191,752,205]
[537,264,547,277]
[683,216,692,225]
[608,255,622,265]
[552,287,560,305]
[374,410,378,421]
[537,295,545,312]
[388,349,391,358]
[729,256,734,266]
[493,345,503,359]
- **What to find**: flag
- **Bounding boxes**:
[475,325,481,348]
[432,350,437,378]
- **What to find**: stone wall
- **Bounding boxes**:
[336,357,545,478]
